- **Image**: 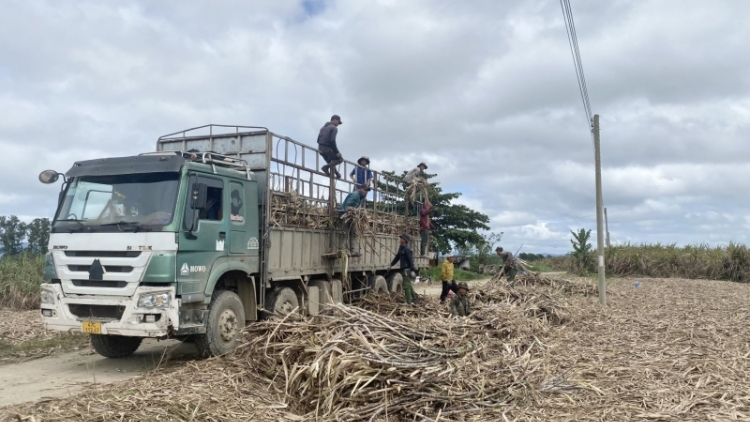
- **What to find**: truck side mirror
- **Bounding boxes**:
[192,183,208,210]
[39,170,61,184]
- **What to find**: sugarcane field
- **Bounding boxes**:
[3,1,750,422]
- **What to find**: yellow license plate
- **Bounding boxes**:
[82,321,102,334]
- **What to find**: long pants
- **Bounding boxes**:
[403,270,415,304]
[420,229,429,256]
[507,266,517,282]
[339,220,358,252]
[440,280,458,302]
[319,146,343,168]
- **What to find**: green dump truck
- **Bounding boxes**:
[38,125,427,358]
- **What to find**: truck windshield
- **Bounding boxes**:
[53,172,180,233]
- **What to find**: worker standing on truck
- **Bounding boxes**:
[439,255,458,304]
[317,115,344,179]
[419,200,433,256]
[450,282,472,317]
[495,247,517,283]
[389,234,417,305]
[403,162,428,185]
[338,185,370,257]
[350,156,373,189]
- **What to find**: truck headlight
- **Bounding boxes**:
[137,292,171,309]
[41,287,56,306]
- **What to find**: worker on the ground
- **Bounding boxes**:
[350,156,373,189]
[338,185,370,257]
[450,282,471,317]
[317,115,344,179]
[403,162,428,185]
[419,200,433,256]
[495,247,517,283]
[440,255,458,304]
[389,234,417,305]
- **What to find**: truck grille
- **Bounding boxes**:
[69,304,125,320]
[71,280,128,288]
[68,265,134,273]
[64,251,142,258]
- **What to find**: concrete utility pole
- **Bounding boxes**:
[604,207,610,247]
[593,115,606,305]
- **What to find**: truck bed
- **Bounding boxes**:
[157,125,429,283]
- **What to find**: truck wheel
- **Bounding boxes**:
[387,272,403,294]
[368,275,388,294]
[90,335,143,358]
[195,290,246,358]
[265,287,299,316]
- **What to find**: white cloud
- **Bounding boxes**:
[2,0,750,253]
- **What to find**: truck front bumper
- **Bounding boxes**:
[40,284,180,337]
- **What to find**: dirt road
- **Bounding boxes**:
[0,339,199,407]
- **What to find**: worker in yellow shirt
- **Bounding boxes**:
[440,255,458,304]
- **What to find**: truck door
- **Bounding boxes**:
[228,181,248,254]
[178,174,228,292]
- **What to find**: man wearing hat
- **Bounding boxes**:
[389,234,417,305]
[495,247,517,283]
[317,115,344,179]
[439,255,458,304]
[403,162,428,185]
[338,185,371,257]
[450,282,471,317]
[349,156,373,189]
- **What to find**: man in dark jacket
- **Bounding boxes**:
[317,115,344,179]
[495,246,517,283]
[389,234,417,305]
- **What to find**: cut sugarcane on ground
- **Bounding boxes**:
[4,275,750,421]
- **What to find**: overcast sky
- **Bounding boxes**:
[1,0,749,254]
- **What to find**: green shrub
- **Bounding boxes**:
[548,243,750,282]
[422,264,487,282]
[0,254,45,309]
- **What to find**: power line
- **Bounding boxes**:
[559,0,592,127]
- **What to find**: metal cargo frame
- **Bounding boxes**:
[157,125,426,286]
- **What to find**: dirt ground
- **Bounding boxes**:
[0,338,197,407]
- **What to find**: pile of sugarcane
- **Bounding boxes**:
[404,178,431,204]
[270,191,331,229]
[490,272,598,297]
[339,207,420,238]
[237,297,551,421]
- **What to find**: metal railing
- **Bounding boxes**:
[268,132,414,217]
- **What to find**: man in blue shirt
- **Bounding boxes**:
[338,185,370,257]
[350,156,373,189]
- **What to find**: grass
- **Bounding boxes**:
[528,262,555,272]
[422,264,488,282]
[0,254,44,310]
[537,243,750,282]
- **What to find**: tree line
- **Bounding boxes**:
[0,216,50,256]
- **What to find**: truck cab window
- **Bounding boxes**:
[200,186,223,221]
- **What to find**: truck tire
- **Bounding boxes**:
[387,272,403,294]
[265,287,299,316]
[90,335,143,358]
[309,280,333,307]
[195,290,246,358]
[368,275,388,294]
